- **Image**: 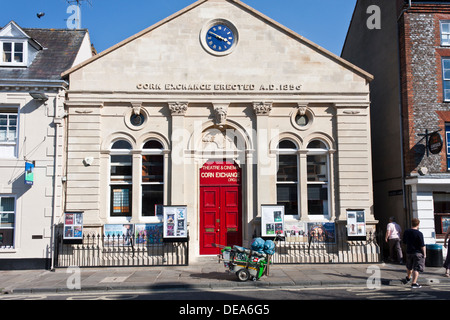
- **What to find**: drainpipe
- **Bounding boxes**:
[49,87,67,271]
[398,0,412,22]
[396,0,411,229]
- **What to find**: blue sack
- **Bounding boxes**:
[264,240,275,255]
[251,237,265,253]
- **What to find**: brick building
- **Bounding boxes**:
[342,0,450,251]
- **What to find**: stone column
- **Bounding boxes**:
[253,102,276,217]
[168,102,188,205]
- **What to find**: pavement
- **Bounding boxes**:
[1,257,449,295]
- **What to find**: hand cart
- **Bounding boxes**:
[213,242,271,282]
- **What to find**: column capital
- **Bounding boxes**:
[168,102,188,115]
[253,101,272,116]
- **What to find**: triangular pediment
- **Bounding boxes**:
[64,0,372,93]
[0,21,30,39]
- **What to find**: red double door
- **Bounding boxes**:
[199,161,242,255]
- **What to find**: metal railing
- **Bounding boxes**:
[54,232,189,268]
[271,230,381,264]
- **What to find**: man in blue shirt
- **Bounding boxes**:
[402,218,426,289]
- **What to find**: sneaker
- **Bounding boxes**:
[411,283,422,289]
[401,277,411,284]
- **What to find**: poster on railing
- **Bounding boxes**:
[307,222,336,243]
[63,212,83,241]
[163,206,188,240]
[347,210,366,238]
[135,223,163,244]
[104,224,134,246]
[284,221,336,243]
[261,205,285,238]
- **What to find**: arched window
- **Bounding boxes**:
[276,139,299,216]
[110,140,132,217]
[306,140,329,218]
[141,140,164,217]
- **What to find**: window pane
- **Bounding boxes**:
[278,140,297,149]
[143,140,163,149]
[307,154,328,182]
[277,184,298,215]
[0,197,15,231]
[442,22,450,33]
[444,59,450,69]
[0,128,6,141]
[110,155,132,180]
[14,52,23,63]
[0,213,14,228]
[3,52,11,62]
[111,140,132,149]
[445,88,450,101]
[14,43,23,52]
[111,186,132,217]
[308,185,328,215]
[142,184,164,217]
[443,35,450,45]
[3,43,12,62]
[7,127,16,141]
[142,155,163,182]
[277,155,298,182]
[444,70,450,79]
[434,193,450,213]
[307,140,327,149]
[0,197,14,212]
[3,42,11,52]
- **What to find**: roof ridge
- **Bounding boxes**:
[23,27,88,32]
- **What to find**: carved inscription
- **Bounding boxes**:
[136,83,302,92]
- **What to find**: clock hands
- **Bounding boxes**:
[208,31,230,43]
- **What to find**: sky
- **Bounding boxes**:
[0,0,357,56]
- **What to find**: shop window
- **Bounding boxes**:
[110,140,132,217]
[0,107,18,158]
[307,140,329,217]
[276,139,299,216]
[142,140,164,217]
[0,196,15,248]
[433,193,450,238]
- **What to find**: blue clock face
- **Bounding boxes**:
[206,24,235,52]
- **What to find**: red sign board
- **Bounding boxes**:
[200,161,241,186]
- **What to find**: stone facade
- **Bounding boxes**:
[63,0,375,261]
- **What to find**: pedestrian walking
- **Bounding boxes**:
[444,227,450,277]
[402,218,425,289]
[385,217,403,264]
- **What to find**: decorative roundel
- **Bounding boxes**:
[201,19,239,56]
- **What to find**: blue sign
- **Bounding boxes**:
[25,161,34,185]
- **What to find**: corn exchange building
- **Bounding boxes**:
[60,0,377,264]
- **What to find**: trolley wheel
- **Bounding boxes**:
[236,269,250,282]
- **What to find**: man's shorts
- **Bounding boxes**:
[406,253,425,273]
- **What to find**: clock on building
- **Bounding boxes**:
[206,24,235,52]
[201,19,238,56]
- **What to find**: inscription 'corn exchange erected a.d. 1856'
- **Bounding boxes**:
[136,83,302,92]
